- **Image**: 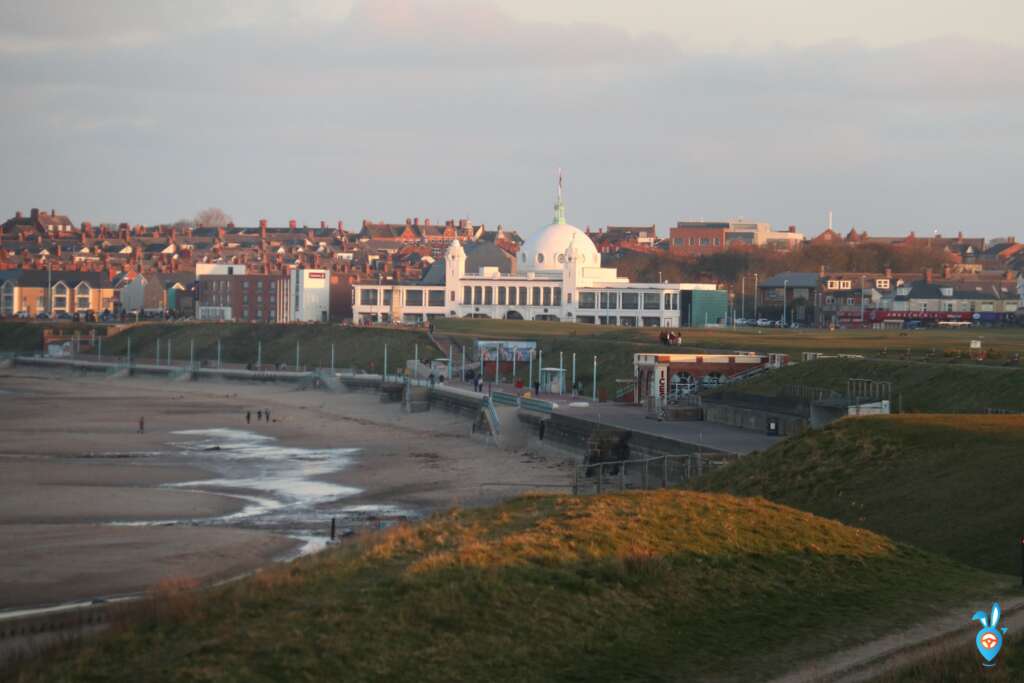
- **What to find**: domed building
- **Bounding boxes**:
[352,183,727,328]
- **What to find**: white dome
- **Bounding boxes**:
[522,222,600,270]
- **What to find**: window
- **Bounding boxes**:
[508,287,517,306]
[542,288,551,306]
[532,287,541,306]
[406,289,423,306]
[621,292,639,309]
[243,281,249,289]
[429,290,445,307]
[671,293,678,310]
[567,292,572,304]
[498,287,506,305]
[360,289,377,305]
[600,292,617,309]
[383,290,392,305]
[484,287,493,305]
[53,283,67,310]
[256,281,263,290]
[643,293,660,310]
[463,286,471,304]
[846,297,855,305]
[474,286,482,305]
[450,291,456,302]
[76,284,90,310]
[519,287,527,305]
[664,293,672,310]
[257,295,263,304]
[537,253,544,264]
[553,288,562,306]
[642,317,661,327]
[579,292,596,309]
[243,295,249,304]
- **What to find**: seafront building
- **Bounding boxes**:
[351,191,728,327]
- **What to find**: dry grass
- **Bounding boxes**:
[12,490,1012,683]
[692,414,1024,573]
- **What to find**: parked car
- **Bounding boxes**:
[755,318,772,327]
[55,312,73,320]
[35,312,50,320]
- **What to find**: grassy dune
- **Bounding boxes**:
[13,491,1010,682]
[691,415,1024,574]
[722,357,1024,412]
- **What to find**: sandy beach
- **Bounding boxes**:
[0,367,572,611]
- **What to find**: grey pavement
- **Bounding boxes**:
[553,403,782,455]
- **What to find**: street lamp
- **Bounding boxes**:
[753,273,759,319]
[782,279,789,326]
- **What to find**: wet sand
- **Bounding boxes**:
[0,367,572,610]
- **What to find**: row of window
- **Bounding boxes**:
[462,285,562,307]
[359,289,447,307]
[578,292,677,311]
[576,316,666,327]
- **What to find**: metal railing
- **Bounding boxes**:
[572,453,725,495]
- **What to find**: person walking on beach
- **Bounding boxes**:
[138,417,145,434]
[246,411,251,424]
[265,409,271,422]
[257,410,263,422]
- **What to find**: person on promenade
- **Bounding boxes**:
[246,411,251,424]
[138,417,145,434]
[257,410,263,422]
[265,409,271,422]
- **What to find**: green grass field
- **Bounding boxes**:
[77,323,434,373]
[434,318,1024,361]
[722,357,1024,412]
[690,415,1024,575]
[12,491,1012,682]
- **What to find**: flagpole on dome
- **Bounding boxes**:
[554,168,566,225]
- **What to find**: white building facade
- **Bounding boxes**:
[352,195,727,327]
[283,268,330,323]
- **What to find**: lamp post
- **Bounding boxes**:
[753,273,759,319]
[592,355,597,402]
[782,279,789,326]
[860,276,866,325]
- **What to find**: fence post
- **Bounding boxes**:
[642,458,649,490]
[662,456,668,488]
[596,463,603,494]
[573,464,579,495]
[697,452,703,477]
[619,461,625,491]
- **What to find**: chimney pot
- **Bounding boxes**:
[289,220,297,230]
[320,221,326,229]
[259,219,268,229]
[15,211,22,219]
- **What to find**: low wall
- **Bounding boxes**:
[702,403,807,436]
[428,385,485,418]
[518,411,724,462]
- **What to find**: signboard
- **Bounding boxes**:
[970,339,982,349]
[308,272,326,279]
[476,340,537,362]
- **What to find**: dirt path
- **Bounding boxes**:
[770,595,1024,682]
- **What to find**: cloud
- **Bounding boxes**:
[0,0,1021,236]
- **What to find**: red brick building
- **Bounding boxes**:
[669,222,729,255]
[195,273,288,322]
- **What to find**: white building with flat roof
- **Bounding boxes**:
[352,186,727,328]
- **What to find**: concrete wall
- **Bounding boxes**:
[702,402,807,436]
[518,411,724,461]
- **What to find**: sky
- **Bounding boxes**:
[1,0,1022,241]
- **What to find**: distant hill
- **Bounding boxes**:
[15,491,1009,682]
[691,415,1024,574]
